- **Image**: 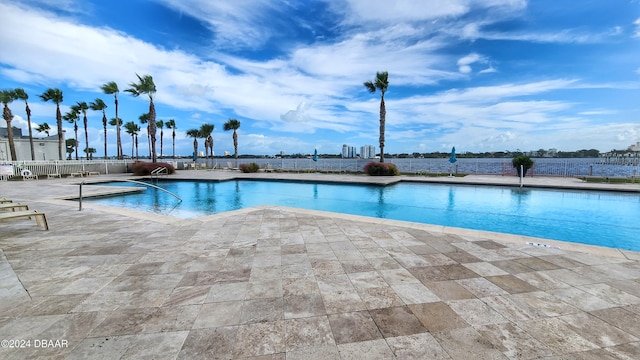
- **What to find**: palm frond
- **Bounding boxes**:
[89,98,107,110]
[0,89,16,105]
[39,88,63,103]
[199,123,214,136]
[363,81,376,93]
[101,81,119,95]
[13,88,28,101]
[223,119,240,131]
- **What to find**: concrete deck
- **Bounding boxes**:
[1,171,640,359]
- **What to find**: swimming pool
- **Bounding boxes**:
[84,179,640,251]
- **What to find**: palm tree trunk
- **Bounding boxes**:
[172,131,175,159]
[193,139,198,162]
[3,105,17,161]
[74,123,79,160]
[26,104,35,160]
[103,114,107,159]
[116,98,122,160]
[233,131,238,168]
[83,115,89,160]
[148,100,157,163]
[379,95,386,163]
[160,131,164,159]
[146,126,151,159]
[56,105,63,160]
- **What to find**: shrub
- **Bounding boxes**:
[364,161,399,176]
[512,156,534,177]
[131,161,176,176]
[239,162,260,173]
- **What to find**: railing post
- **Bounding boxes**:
[79,181,84,211]
[520,165,524,187]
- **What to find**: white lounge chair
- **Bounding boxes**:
[0,210,49,230]
[20,169,37,180]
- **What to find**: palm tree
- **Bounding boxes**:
[64,108,80,160]
[199,123,214,164]
[138,112,151,158]
[84,147,96,160]
[0,89,17,160]
[39,88,64,160]
[89,98,108,158]
[165,119,176,158]
[109,117,122,156]
[75,101,90,159]
[109,117,122,130]
[65,139,76,160]
[223,118,241,167]
[14,88,34,160]
[101,81,122,159]
[125,74,157,162]
[364,71,389,163]
[36,123,51,136]
[124,121,140,159]
[186,129,199,161]
[156,119,164,159]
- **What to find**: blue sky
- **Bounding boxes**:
[1,0,639,157]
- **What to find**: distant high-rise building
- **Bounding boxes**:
[343,144,375,158]
[342,144,358,158]
[360,145,376,159]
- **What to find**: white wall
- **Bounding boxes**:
[0,138,60,161]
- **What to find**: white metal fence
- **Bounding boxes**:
[208,158,640,178]
[2,158,639,180]
[0,160,132,180]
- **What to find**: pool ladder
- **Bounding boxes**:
[151,166,168,179]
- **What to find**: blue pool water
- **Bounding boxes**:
[84,180,640,251]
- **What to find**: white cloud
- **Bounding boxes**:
[457,53,484,74]
[281,101,311,123]
[616,128,638,142]
[337,0,526,24]
[341,0,470,22]
[479,66,497,74]
[21,0,86,13]
[429,79,580,103]
[154,0,290,50]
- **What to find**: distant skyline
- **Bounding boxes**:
[1,0,639,157]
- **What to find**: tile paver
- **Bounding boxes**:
[1,172,640,358]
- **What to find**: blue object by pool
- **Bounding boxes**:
[84,180,640,251]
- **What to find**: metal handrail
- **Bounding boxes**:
[151,167,168,176]
[79,179,182,211]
